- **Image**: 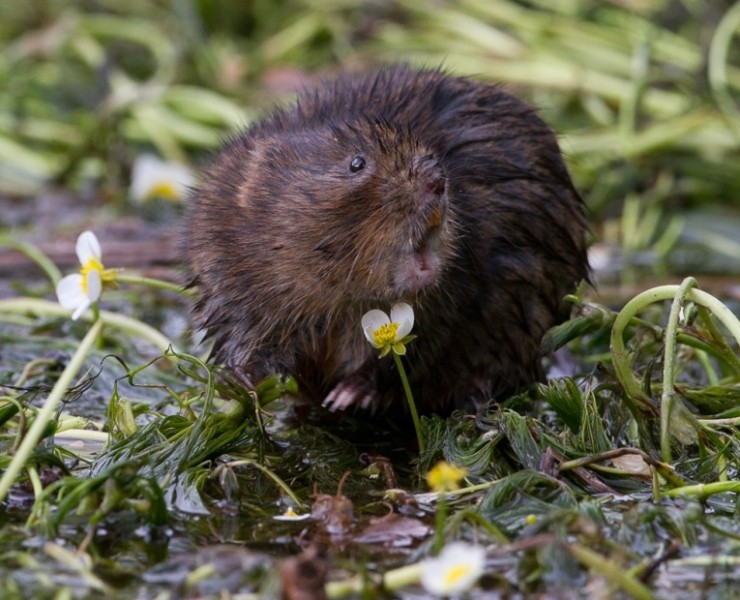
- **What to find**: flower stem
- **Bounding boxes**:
[663,480,740,500]
[0,298,174,355]
[566,542,653,600]
[115,273,193,297]
[433,495,447,553]
[221,459,305,509]
[325,563,423,597]
[0,235,62,284]
[392,352,425,454]
[610,284,740,416]
[0,319,103,504]
[660,277,697,462]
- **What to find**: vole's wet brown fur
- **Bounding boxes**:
[186,65,589,414]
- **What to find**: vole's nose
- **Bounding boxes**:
[425,175,446,197]
[415,155,446,196]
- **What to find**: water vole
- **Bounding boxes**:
[185,65,589,414]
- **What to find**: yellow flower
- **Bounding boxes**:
[130,154,194,203]
[420,542,486,596]
[361,303,415,357]
[55,231,116,320]
[426,461,468,493]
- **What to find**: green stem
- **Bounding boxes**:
[26,465,44,500]
[619,35,650,155]
[694,349,719,386]
[693,304,740,377]
[698,416,740,427]
[566,542,654,600]
[0,235,62,284]
[392,352,425,454]
[101,311,175,355]
[668,555,740,568]
[663,480,740,500]
[0,319,103,504]
[222,459,304,509]
[415,479,499,505]
[325,563,423,598]
[0,298,174,355]
[116,273,192,297]
[433,495,447,553]
[708,0,740,139]
[660,277,697,462]
[53,429,110,443]
[610,284,740,415]
[557,447,685,487]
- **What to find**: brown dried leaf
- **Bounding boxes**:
[610,453,652,478]
[353,511,431,547]
[310,491,355,538]
[281,546,327,600]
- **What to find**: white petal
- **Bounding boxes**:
[165,162,196,191]
[390,302,414,338]
[130,155,161,201]
[361,310,391,344]
[56,274,87,309]
[71,300,92,321]
[75,231,101,264]
[130,154,195,202]
[420,542,486,595]
[56,274,91,320]
[86,269,102,302]
[272,511,311,522]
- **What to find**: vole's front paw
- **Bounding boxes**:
[322,375,378,412]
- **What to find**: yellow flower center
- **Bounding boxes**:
[444,564,471,587]
[372,322,399,347]
[147,181,180,201]
[80,258,103,293]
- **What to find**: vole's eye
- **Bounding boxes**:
[349,156,366,173]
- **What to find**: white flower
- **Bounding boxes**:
[130,154,195,203]
[420,542,486,596]
[272,507,311,522]
[55,231,112,320]
[361,303,415,357]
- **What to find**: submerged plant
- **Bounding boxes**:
[1,211,740,599]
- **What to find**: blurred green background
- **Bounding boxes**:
[1,0,739,288]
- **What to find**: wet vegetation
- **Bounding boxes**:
[1,1,739,598]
